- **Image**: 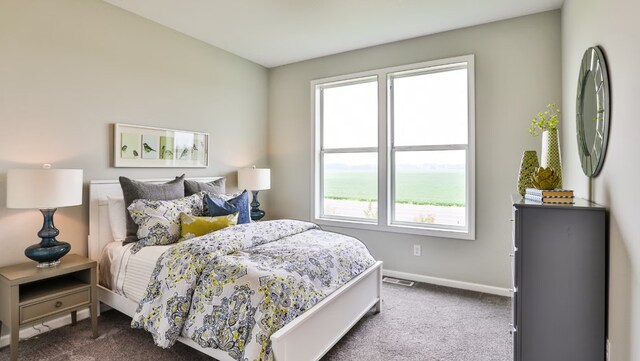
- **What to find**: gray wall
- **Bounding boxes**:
[0,0,269,268]
[562,0,640,359]
[268,11,561,289]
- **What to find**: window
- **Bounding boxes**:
[318,77,378,222]
[312,55,475,239]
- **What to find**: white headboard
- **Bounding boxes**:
[88,177,222,262]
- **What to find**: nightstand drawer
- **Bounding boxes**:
[20,288,90,324]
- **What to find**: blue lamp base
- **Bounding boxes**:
[250,190,266,221]
[25,208,71,268]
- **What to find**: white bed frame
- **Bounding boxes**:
[88,178,383,361]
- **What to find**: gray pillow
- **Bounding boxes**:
[184,178,226,196]
[119,175,185,244]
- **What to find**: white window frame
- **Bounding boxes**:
[311,55,475,240]
[314,75,379,224]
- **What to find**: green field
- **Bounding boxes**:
[324,170,465,207]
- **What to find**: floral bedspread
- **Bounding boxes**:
[131,220,375,361]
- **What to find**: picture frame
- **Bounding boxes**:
[114,123,209,168]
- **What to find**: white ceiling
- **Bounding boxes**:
[103,0,564,68]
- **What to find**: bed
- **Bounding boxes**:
[88,177,383,361]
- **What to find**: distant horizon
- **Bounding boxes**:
[323,170,465,206]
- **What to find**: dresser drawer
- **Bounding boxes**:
[20,288,90,324]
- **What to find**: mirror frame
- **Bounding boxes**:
[576,46,610,177]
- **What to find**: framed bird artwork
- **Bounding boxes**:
[113,123,209,168]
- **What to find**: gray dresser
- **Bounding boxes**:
[511,195,607,361]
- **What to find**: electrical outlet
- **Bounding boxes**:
[606,338,610,361]
[413,244,421,256]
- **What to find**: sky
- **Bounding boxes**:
[322,68,468,168]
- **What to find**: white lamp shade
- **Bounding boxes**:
[238,168,271,191]
[7,169,83,209]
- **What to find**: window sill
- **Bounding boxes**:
[313,217,475,240]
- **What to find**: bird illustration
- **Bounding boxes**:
[143,143,156,153]
[179,148,189,159]
[133,150,139,157]
[121,145,128,152]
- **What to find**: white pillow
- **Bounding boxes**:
[107,196,127,242]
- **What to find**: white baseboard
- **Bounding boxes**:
[383,269,513,297]
[0,309,91,349]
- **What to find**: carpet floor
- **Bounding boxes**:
[0,282,512,361]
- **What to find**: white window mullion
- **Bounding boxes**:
[378,71,388,227]
[386,74,395,227]
[393,144,468,152]
[389,149,397,227]
[322,147,378,154]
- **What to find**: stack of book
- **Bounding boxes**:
[524,188,574,204]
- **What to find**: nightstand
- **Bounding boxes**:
[0,254,98,361]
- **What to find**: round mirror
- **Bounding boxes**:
[576,46,610,177]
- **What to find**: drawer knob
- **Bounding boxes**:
[54,301,63,308]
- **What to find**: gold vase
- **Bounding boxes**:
[541,129,562,188]
[517,150,539,196]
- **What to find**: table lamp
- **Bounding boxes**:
[7,165,83,268]
[238,166,270,221]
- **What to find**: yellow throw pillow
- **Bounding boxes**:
[179,212,238,241]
